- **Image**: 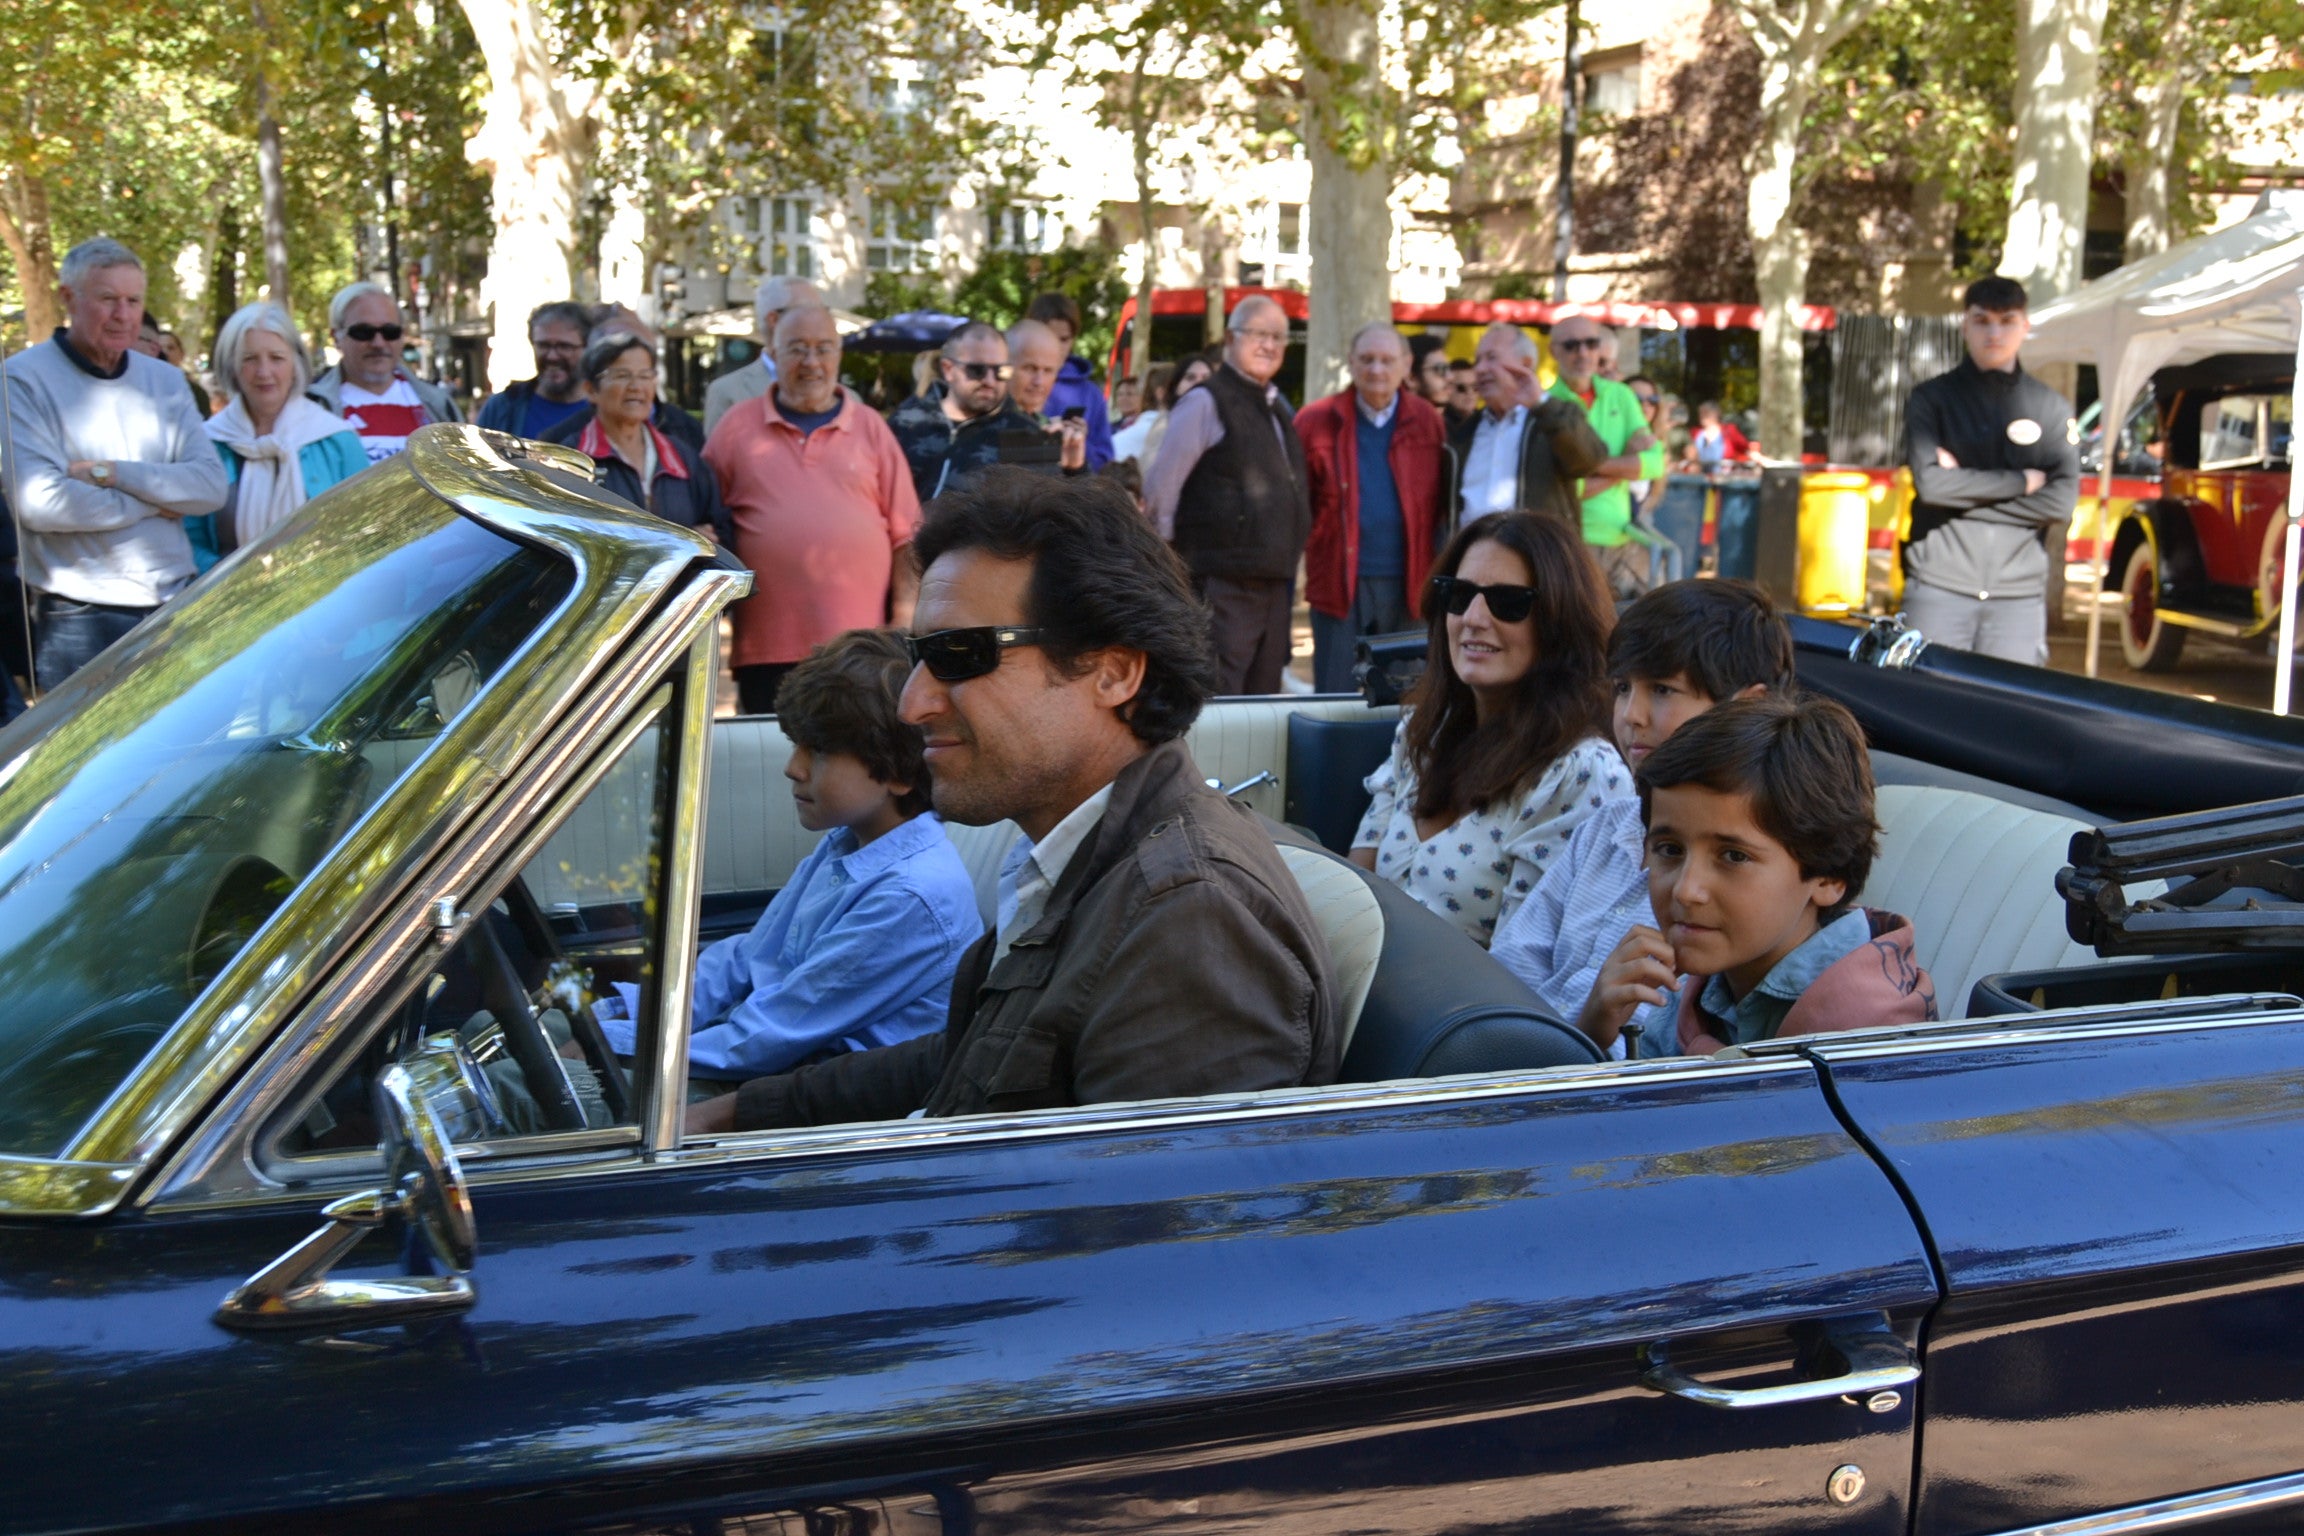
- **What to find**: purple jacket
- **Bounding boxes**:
[1044,356,1115,469]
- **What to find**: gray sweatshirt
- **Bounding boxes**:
[4,333,228,606]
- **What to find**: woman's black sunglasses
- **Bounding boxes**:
[905,626,1048,682]
[1427,574,1538,624]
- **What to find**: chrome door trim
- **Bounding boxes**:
[1982,1468,2304,1536]
[145,571,746,1211]
[665,1054,1803,1169]
[1740,998,2304,1064]
[642,632,717,1158]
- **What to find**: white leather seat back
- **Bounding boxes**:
[1865,785,2099,1018]
[1277,845,1384,1054]
[944,819,1021,927]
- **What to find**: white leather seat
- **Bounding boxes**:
[1276,845,1385,1054]
[1865,785,2104,1018]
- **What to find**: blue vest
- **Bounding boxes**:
[1355,406,1406,579]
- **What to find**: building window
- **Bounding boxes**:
[752,196,817,279]
[1277,203,1306,258]
[988,202,1060,254]
[1241,201,1311,288]
[1582,48,1642,116]
[866,197,938,273]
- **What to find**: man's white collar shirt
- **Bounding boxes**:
[1463,405,1528,521]
[992,783,1116,966]
[1357,393,1399,429]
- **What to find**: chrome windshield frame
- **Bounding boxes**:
[12,427,721,1214]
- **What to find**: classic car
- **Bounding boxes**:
[4,425,2304,1536]
[2105,353,2295,670]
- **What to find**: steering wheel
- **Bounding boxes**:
[493,876,634,1121]
[467,913,589,1132]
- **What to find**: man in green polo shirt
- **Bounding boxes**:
[1549,314,1665,598]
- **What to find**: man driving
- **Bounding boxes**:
[687,468,1340,1133]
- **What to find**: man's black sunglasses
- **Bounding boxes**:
[346,323,405,342]
[905,626,1049,682]
[953,361,1012,382]
[1427,574,1538,624]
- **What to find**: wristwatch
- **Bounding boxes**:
[88,462,114,488]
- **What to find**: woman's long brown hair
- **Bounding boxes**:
[1405,511,1614,824]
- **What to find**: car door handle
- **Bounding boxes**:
[1640,1336,1918,1410]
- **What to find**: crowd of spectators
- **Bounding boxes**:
[0,232,1993,1120]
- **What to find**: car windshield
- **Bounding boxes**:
[0,482,573,1157]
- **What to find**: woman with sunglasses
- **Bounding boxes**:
[1349,511,1629,947]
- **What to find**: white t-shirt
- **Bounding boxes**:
[338,377,431,463]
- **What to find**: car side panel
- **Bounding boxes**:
[1810,1018,2304,1536]
[0,1063,1935,1534]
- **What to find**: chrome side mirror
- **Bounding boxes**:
[216,1062,478,1332]
[1847,614,1928,670]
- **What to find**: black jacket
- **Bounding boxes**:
[732,738,1340,1129]
[564,416,733,547]
[1445,397,1608,533]
[1902,358,2079,601]
[541,400,707,454]
[1173,364,1312,581]
[887,387,1045,502]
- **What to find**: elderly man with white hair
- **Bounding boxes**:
[703,275,824,438]
[310,280,462,463]
[190,302,369,570]
[1449,321,1607,532]
[1142,295,1312,694]
[2,237,228,689]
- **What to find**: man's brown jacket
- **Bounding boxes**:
[732,737,1340,1129]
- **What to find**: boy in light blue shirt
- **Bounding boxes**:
[602,629,981,1081]
[1490,580,1792,1056]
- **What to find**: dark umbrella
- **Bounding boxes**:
[842,310,971,354]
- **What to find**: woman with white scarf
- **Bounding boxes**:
[193,302,368,570]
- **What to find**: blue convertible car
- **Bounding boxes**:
[2,426,2302,1535]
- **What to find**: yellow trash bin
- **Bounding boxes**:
[1797,471,1874,616]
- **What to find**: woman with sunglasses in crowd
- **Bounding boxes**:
[1349,511,1629,947]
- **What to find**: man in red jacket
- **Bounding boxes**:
[1296,323,1449,694]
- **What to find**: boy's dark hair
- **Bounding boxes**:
[1962,275,2029,314]
[1026,292,1083,334]
[775,629,933,817]
[912,467,1214,743]
[1610,579,1795,701]
[1408,333,1447,369]
[1405,510,1613,823]
[1636,694,1877,921]
[1097,456,1143,500]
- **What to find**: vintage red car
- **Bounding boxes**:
[2110,353,2295,669]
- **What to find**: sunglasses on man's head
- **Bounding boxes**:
[345,323,405,343]
[1427,574,1538,624]
[953,361,1013,382]
[905,625,1049,682]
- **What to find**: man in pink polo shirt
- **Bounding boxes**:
[706,306,922,714]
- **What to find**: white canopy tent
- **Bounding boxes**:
[2022,190,2304,710]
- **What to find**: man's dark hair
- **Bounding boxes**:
[1405,510,1613,823]
[774,628,932,817]
[913,468,1213,742]
[1610,579,1794,701]
[529,300,590,338]
[1447,357,1475,375]
[1962,275,2029,314]
[1408,333,1447,370]
[940,319,1005,357]
[1637,694,1877,921]
[1097,456,1143,502]
[1026,292,1083,334]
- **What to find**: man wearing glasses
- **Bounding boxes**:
[889,321,1046,502]
[686,468,1338,1134]
[310,281,462,463]
[706,305,921,714]
[1143,295,1312,694]
[1546,314,1664,599]
[474,301,593,442]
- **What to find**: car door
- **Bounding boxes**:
[0,660,1937,1536]
[1797,1007,2304,1535]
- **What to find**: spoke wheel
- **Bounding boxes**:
[2119,540,2186,672]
